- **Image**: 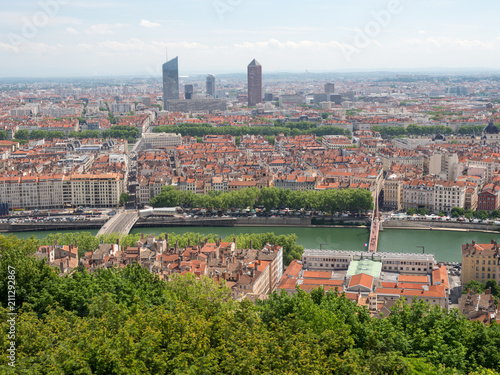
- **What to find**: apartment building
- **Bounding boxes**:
[379,151,425,172]
[302,250,436,275]
[65,173,123,208]
[462,240,500,286]
[428,152,459,180]
[402,179,435,211]
[383,176,403,210]
[433,180,466,213]
[477,185,500,212]
[0,173,122,209]
[142,132,182,149]
[273,175,317,191]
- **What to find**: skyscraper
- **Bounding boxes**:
[162,56,179,109]
[247,59,262,107]
[184,84,194,100]
[206,74,216,98]
[324,83,335,93]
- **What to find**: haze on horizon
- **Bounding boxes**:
[1,0,499,78]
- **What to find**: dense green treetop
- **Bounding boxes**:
[1,234,500,374]
[151,186,374,214]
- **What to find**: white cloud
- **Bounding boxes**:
[69,1,119,8]
[66,27,78,34]
[140,19,160,28]
[77,43,93,50]
[96,39,209,53]
[233,39,347,51]
[98,38,146,51]
[0,42,19,53]
[85,23,127,35]
[405,37,500,50]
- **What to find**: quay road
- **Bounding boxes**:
[97,210,139,236]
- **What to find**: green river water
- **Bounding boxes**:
[5,227,500,262]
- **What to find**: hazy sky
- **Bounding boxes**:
[1,0,499,77]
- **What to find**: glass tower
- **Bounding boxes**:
[163,56,179,109]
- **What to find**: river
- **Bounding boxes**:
[4,226,500,262]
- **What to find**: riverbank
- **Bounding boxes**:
[0,220,107,233]
[4,225,500,262]
[3,215,500,235]
[383,219,500,234]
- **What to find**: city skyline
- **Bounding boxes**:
[1,0,500,77]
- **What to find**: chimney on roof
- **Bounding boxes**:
[249,240,253,249]
[486,288,490,295]
[141,233,144,239]
[188,238,191,247]
[175,240,178,253]
[116,238,120,246]
[254,261,258,270]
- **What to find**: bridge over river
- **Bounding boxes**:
[368,192,381,253]
[97,210,139,237]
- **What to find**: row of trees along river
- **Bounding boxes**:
[150,186,374,212]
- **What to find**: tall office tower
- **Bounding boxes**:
[206,74,216,98]
[325,83,335,93]
[184,84,194,100]
[162,56,179,109]
[247,59,262,107]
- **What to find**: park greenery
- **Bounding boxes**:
[69,130,101,139]
[7,121,488,144]
[372,124,486,138]
[14,129,66,140]
[1,233,500,374]
[153,121,350,137]
[372,124,453,138]
[150,186,374,213]
[101,125,140,142]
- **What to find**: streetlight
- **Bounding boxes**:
[417,246,425,254]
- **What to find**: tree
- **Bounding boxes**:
[477,210,489,220]
[406,208,417,215]
[485,280,500,298]
[417,207,429,216]
[451,207,465,218]
[465,209,475,220]
[120,193,130,205]
[321,113,329,119]
[0,130,8,140]
[14,129,30,140]
[463,280,485,294]
[490,210,500,219]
